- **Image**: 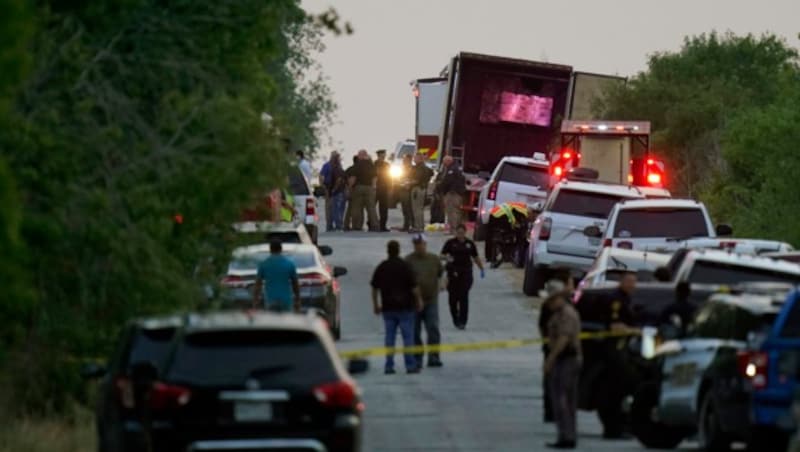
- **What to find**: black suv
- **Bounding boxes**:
[124,312,363,452]
[87,315,183,452]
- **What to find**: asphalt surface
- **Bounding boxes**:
[320,211,698,451]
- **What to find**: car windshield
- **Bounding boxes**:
[230,250,317,271]
[688,261,800,285]
[288,167,309,195]
[551,189,632,218]
[123,327,178,370]
[497,163,549,188]
[614,208,708,238]
[166,330,337,387]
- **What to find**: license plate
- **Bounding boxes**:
[234,401,273,422]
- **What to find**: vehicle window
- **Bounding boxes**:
[733,310,777,341]
[688,261,800,285]
[230,250,317,271]
[166,330,337,387]
[550,189,631,219]
[775,255,800,264]
[780,297,800,338]
[688,302,735,339]
[123,327,178,370]
[233,232,302,248]
[288,167,310,195]
[613,208,708,238]
[264,232,302,244]
[497,163,549,188]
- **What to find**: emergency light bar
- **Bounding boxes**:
[561,120,650,135]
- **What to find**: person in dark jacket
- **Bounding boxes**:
[441,224,485,329]
[343,156,358,231]
[374,149,391,231]
[539,268,575,423]
[660,281,695,334]
[436,156,466,232]
[410,153,434,232]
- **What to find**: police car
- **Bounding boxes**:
[663,249,800,286]
[522,180,645,295]
[631,285,794,450]
[577,247,671,295]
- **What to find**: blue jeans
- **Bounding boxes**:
[383,310,417,371]
[331,192,346,230]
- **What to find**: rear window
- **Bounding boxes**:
[124,327,177,370]
[497,163,549,188]
[289,167,310,195]
[780,296,800,338]
[688,261,800,285]
[166,330,336,386]
[613,208,709,238]
[551,189,631,219]
[231,250,317,271]
[233,232,302,248]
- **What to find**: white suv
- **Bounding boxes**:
[522,180,645,295]
[475,154,550,243]
[586,199,724,254]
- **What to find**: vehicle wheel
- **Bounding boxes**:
[474,221,487,241]
[523,262,547,296]
[748,426,789,452]
[513,243,526,268]
[630,382,687,449]
[698,390,733,452]
[484,229,495,261]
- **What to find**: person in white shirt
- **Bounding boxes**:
[296,150,313,181]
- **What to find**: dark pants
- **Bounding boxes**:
[376,189,390,230]
[447,272,473,327]
[383,310,417,371]
[414,302,441,364]
[398,188,412,230]
[542,346,553,422]
[548,356,580,443]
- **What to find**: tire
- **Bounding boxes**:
[698,390,733,452]
[631,382,687,449]
[523,261,548,296]
[474,221,487,241]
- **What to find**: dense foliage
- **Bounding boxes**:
[0,0,344,412]
[597,32,800,244]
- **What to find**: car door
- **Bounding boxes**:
[659,302,739,425]
[545,189,631,259]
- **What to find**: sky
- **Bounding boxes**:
[300,0,799,165]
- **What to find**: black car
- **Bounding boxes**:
[86,315,183,452]
[128,312,364,452]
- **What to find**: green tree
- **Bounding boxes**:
[597,32,798,196]
[0,0,344,411]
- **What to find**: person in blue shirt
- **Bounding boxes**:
[253,240,300,312]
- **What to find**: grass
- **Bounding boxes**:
[0,406,95,452]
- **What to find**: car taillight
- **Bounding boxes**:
[305,198,315,216]
[115,376,135,409]
[221,275,246,286]
[314,380,360,410]
[149,382,192,410]
[737,351,769,390]
[300,272,328,285]
[617,241,633,250]
[487,181,499,201]
[539,218,552,241]
[603,239,612,247]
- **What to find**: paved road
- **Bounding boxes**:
[319,215,694,451]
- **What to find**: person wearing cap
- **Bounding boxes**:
[374,149,391,231]
[406,233,444,367]
[441,224,485,329]
[436,155,466,232]
[538,269,575,424]
[542,280,582,449]
[349,150,379,231]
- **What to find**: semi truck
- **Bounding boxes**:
[435,52,574,220]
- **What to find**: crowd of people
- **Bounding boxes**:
[317,149,467,233]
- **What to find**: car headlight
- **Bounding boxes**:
[389,165,404,179]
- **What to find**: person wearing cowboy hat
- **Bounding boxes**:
[541,279,582,449]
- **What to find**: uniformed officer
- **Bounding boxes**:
[374,149,391,231]
[543,280,582,449]
[441,224,485,329]
[410,153,434,232]
[539,269,575,423]
[598,271,639,439]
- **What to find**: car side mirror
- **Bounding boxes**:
[317,245,333,256]
[333,266,347,278]
[313,186,326,197]
[715,224,733,237]
[81,362,107,380]
[583,225,602,238]
[347,359,369,375]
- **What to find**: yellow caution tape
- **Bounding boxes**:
[339,329,637,359]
